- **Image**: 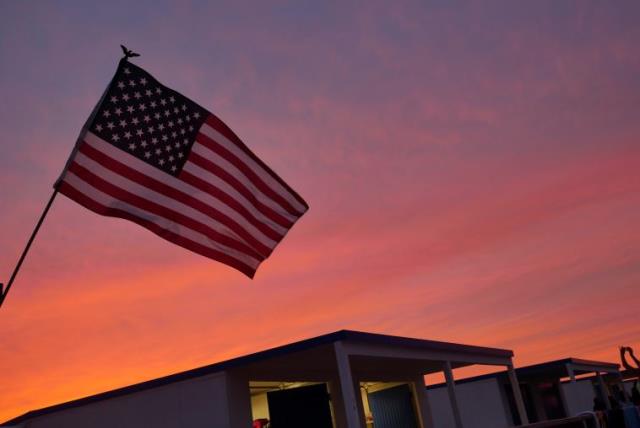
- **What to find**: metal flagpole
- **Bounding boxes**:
[0,189,59,308]
[0,47,140,309]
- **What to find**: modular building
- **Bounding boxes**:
[2,330,529,428]
[427,358,623,428]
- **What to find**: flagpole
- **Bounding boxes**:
[0,189,58,308]
[0,47,139,309]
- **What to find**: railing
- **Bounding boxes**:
[521,414,596,428]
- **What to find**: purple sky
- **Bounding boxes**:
[1,1,639,421]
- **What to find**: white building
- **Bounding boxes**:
[1,330,529,428]
[427,358,624,428]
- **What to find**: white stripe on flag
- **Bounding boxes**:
[62,171,261,269]
[190,142,299,223]
[83,132,285,241]
[182,158,295,229]
[200,123,307,213]
[72,151,276,250]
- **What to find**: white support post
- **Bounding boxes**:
[596,372,611,410]
[329,377,348,428]
[618,374,630,403]
[566,364,576,383]
[335,341,364,428]
[353,376,367,427]
[557,380,571,418]
[507,364,529,426]
[444,361,464,428]
[413,375,435,428]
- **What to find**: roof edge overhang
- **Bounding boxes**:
[2,329,512,426]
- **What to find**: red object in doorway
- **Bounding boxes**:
[253,418,270,428]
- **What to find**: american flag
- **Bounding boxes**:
[56,60,308,278]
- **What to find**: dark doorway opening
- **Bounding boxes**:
[539,382,566,420]
[505,382,539,424]
[267,383,334,428]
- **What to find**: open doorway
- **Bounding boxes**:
[250,381,335,428]
[361,382,420,428]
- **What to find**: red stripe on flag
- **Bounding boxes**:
[67,161,264,262]
[186,152,295,228]
[195,132,302,217]
[176,169,284,242]
[78,142,274,258]
[205,115,309,210]
[58,181,257,278]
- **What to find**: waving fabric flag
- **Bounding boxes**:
[56,60,308,278]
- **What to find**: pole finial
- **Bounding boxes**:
[120,45,140,61]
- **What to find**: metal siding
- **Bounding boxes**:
[368,384,418,428]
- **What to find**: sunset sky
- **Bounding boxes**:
[1,0,639,421]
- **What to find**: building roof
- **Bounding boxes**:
[514,358,619,380]
[617,368,640,381]
[2,329,512,426]
[426,357,621,389]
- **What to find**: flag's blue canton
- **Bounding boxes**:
[90,62,208,176]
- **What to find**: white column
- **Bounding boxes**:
[444,361,464,428]
[557,379,571,418]
[596,372,611,410]
[562,363,577,416]
[618,374,630,403]
[329,377,348,428]
[354,377,367,427]
[507,364,529,426]
[566,364,576,383]
[335,341,364,428]
[413,375,435,428]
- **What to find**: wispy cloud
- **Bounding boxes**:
[1,0,639,421]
